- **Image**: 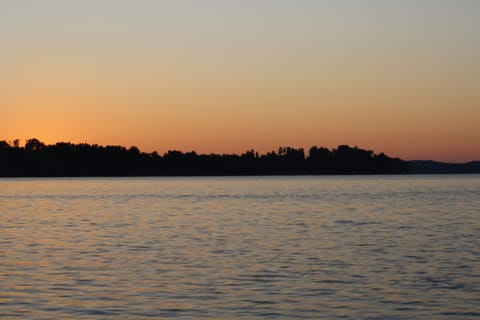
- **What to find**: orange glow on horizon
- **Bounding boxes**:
[2,1,479,163]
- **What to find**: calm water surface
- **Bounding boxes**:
[1,176,479,319]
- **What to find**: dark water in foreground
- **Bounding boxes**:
[1,175,479,319]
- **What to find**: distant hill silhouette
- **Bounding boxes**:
[408,160,480,174]
[0,138,412,177]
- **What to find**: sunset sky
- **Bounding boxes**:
[2,0,479,162]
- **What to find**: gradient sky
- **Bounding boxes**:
[2,0,479,162]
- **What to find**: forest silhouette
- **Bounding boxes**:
[0,138,410,177]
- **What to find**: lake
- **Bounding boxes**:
[1,175,479,319]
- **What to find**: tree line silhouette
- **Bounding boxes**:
[0,138,409,177]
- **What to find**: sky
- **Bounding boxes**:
[1,0,479,162]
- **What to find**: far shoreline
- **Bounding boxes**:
[2,139,479,177]
[1,172,480,179]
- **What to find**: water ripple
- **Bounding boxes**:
[0,175,479,319]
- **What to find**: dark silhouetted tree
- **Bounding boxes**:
[0,138,412,176]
